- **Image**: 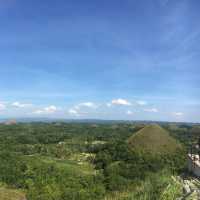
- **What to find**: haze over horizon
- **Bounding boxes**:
[0,0,199,122]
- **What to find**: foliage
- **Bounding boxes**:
[0,122,192,199]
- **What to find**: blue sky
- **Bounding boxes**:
[0,0,199,122]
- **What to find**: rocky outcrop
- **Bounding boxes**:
[175,176,200,200]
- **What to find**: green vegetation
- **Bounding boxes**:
[190,126,200,139]
[0,187,25,200]
[0,122,194,199]
[104,170,182,200]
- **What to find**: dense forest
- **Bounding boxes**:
[0,121,199,200]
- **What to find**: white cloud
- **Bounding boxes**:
[127,110,133,115]
[144,108,158,113]
[172,112,184,117]
[68,108,88,117]
[111,99,131,106]
[79,102,96,108]
[68,102,98,117]
[136,100,147,106]
[12,101,32,108]
[0,103,6,110]
[44,105,57,113]
[69,102,97,116]
[33,105,57,115]
[69,109,78,115]
[74,102,97,110]
[33,110,44,114]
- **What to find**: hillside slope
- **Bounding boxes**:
[128,124,182,154]
[0,187,26,200]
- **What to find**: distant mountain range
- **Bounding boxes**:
[0,118,199,125]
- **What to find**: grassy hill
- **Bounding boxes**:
[128,124,182,154]
[0,187,26,200]
[190,126,200,136]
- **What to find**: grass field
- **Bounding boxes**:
[0,187,26,200]
[24,153,96,175]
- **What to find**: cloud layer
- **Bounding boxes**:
[33,105,58,115]
[12,102,32,108]
[0,98,190,122]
